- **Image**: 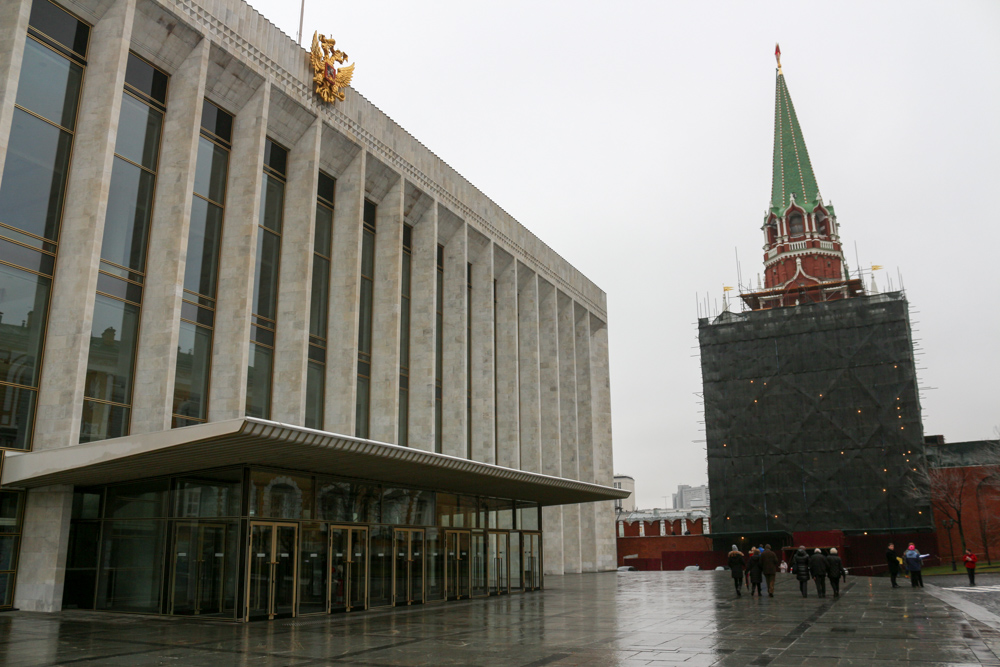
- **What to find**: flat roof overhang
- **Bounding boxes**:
[0,418,628,506]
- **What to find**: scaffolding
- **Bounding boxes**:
[699,291,933,536]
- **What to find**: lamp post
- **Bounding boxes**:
[942,518,956,571]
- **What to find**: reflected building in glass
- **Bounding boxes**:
[0,0,623,618]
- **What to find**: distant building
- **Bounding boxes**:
[614,475,636,513]
[672,484,710,510]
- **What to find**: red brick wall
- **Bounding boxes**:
[933,465,1000,565]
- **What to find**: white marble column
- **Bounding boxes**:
[493,249,519,469]
[407,202,437,451]
[517,264,540,473]
[325,148,365,434]
[558,292,581,573]
[14,485,73,611]
[590,316,616,571]
[208,80,270,421]
[575,303,597,572]
[0,0,31,188]
[469,237,495,464]
[272,117,321,425]
[33,0,137,450]
[368,175,404,443]
[441,220,468,458]
[131,37,209,434]
[538,279,562,574]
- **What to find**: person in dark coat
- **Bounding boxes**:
[747,548,764,596]
[761,544,780,597]
[886,543,900,588]
[727,546,745,597]
[964,550,978,586]
[904,543,924,588]
[809,548,828,597]
[793,547,811,597]
[825,548,844,598]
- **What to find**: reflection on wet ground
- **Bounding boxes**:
[1,571,999,666]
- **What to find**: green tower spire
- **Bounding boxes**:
[770,52,821,216]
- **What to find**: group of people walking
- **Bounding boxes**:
[726,544,844,598]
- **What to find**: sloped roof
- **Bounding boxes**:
[770,70,822,216]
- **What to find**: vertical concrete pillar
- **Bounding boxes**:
[517,264,540,473]
[407,203,437,451]
[0,0,31,188]
[368,176,404,443]
[538,279,562,574]
[33,0,136,450]
[325,148,365,434]
[558,292,581,573]
[469,238,495,464]
[575,303,596,571]
[272,117,321,425]
[208,80,270,421]
[493,250,519,469]
[590,316,616,570]
[14,485,73,611]
[131,38,210,434]
[441,220,468,458]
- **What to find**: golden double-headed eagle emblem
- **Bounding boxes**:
[310,32,355,104]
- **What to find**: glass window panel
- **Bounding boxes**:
[84,294,139,404]
[100,157,155,271]
[15,38,83,129]
[96,519,165,612]
[399,297,410,369]
[251,230,280,321]
[192,136,228,204]
[315,481,380,523]
[29,0,90,57]
[314,203,332,256]
[0,492,22,532]
[96,272,142,304]
[0,572,12,607]
[357,277,373,356]
[250,325,274,347]
[114,92,162,170]
[0,109,73,243]
[124,54,167,105]
[0,536,16,572]
[106,479,169,519]
[200,100,232,143]
[363,200,376,227]
[317,172,334,204]
[0,383,36,450]
[398,386,408,446]
[305,360,324,430]
[258,173,284,233]
[79,400,128,442]
[308,344,325,363]
[249,470,313,520]
[382,488,433,526]
[401,251,411,296]
[183,196,223,298]
[173,321,211,424]
[355,375,369,439]
[360,229,375,277]
[173,475,241,518]
[0,263,50,388]
[71,490,101,520]
[517,502,539,530]
[179,300,213,328]
[263,140,287,176]
[309,255,329,340]
[245,342,272,419]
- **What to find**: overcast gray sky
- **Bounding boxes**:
[248,0,1000,509]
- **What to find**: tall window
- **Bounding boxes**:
[306,172,334,429]
[80,53,167,443]
[173,100,231,427]
[0,0,89,450]
[434,244,444,453]
[467,262,472,457]
[246,139,286,418]
[788,212,804,236]
[493,278,498,463]
[355,200,376,438]
[398,224,412,445]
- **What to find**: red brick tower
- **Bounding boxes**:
[741,47,864,310]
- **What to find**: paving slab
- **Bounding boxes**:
[1,571,999,666]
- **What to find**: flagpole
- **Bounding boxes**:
[297,0,306,45]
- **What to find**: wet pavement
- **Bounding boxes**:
[2,571,999,666]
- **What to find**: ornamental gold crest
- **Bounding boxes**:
[310,31,355,104]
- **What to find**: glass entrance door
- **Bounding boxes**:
[488,531,508,595]
[522,532,542,591]
[330,526,367,613]
[471,531,487,597]
[247,522,297,620]
[170,522,228,615]
[445,530,471,600]
[393,529,424,606]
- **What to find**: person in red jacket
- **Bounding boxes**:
[964,550,978,586]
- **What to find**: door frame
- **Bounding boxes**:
[168,521,229,615]
[444,529,472,600]
[245,521,298,621]
[328,524,368,613]
[392,528,425,606]
[487,530,510,596]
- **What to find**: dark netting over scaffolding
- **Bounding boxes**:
[699,292,932,536]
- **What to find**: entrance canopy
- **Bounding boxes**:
[1,418,626,506]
